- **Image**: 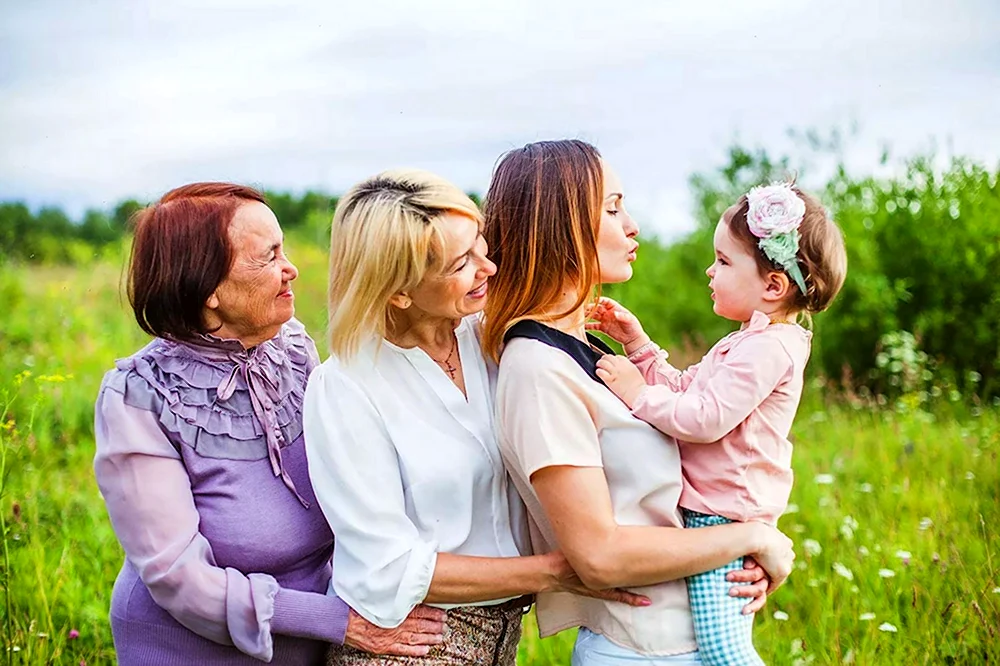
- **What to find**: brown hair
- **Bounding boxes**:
[127,182,267,340]
[481,139,604,361]
[724,186,847,315]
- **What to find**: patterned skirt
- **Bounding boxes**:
[326,597,531,666]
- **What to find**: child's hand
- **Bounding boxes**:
[596,355,648,408]
[586,297,649,351]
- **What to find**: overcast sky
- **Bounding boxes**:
[2,0,998,238]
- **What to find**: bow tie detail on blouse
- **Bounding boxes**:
[214,344,311,509]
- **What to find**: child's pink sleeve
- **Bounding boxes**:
[627,341,700,392]
[631,335,794,443]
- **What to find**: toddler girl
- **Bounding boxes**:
[592,182,847,666]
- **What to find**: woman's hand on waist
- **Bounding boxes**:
[344,605,446,657]
[726,557,770,615]
[542,551,652,607]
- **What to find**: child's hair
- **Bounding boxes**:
[723,186,847,315]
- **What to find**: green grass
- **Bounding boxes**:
[1,242,998,665]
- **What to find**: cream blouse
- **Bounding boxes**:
[495,321,697,656]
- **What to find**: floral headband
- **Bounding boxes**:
[745,182,807,294]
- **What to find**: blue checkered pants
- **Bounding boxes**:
[684,511,764,666]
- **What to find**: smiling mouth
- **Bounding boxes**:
[278,288,293,299]
[468,282,488,298]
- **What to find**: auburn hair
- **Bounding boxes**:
[128,182,266,340]
[481,139,603,361]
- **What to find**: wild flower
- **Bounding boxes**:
[773,610,789,621]
[815,473,835,485]
[895,550,912,565]
[803,539,822,556]
[878,569,895,578]
[878,622,898,633]
[833,562,854,580]
[858,546,870,557]
[68,629,80,640]
[859,483,873,493]
[859,613,876,621]
[918,517,933,531]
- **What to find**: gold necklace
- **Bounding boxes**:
[427,335,458,379]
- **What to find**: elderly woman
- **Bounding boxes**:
[302,169,650,666]
[481,140,795,665]
[94,182,445,665]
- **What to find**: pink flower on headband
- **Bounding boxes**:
[746,183,805,239]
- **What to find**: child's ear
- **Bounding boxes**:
[762,271,792,303]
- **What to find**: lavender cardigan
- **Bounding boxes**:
[94,319,350,665]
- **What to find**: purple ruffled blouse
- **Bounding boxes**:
[94,318,350,665]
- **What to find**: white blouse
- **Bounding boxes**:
[303,316,527,628]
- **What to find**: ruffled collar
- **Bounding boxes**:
[142,322,312,508]
[741,310,774,333]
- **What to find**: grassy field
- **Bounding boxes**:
[1,240,998,665]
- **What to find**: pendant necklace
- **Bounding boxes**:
[428,335,458,379]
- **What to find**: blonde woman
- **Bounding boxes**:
[302,169,650,665]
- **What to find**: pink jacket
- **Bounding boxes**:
[628,311,812,524]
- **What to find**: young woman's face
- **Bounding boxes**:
[596,161,639,284]
[705,217,770,322]
[407,213,497,319]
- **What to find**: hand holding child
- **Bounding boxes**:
[586,297,650,353]
[595,355,648,408]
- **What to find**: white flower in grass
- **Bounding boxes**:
[859,612,876,621]
[918,517,933,531]
[878,622,898,633]
[895,550,912,565]
[833,562,854,581]
[840,515,858,540]
[803,539,822,556]
[815,473,835,485]
[859,483,873,493]
[992,587,1000,594]
[843,648,856,664]
[858,546,870,557]
[785,503,800,514]
[807,578,820,587]
[773,610,789,621]
[790,639,805,656]
[878,569,896,578]
[965,471,975,481]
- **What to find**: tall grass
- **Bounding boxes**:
[1,239,997,665]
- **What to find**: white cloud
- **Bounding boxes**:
[1,0,999,238]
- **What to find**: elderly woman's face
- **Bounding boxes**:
[205,201,299,346]
[407,213,496,320]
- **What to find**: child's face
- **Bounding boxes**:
[705,218,770,323]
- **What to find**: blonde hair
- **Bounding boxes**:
[481,140,604,361]
[327,169,482,359]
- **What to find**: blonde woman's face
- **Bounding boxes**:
[408,213,496,319]
[596,162,639,284]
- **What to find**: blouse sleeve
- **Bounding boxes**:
[630,334,794,443]
[94,384,350,662]
[497,345,604,478]
[303,363,439,629]
[627,341,700,392]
